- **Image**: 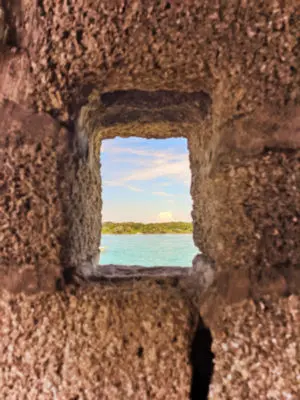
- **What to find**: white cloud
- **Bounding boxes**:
[123,157,189,183]
[157,211,174,222]
[101,139,191,194]
[152,191,174,197]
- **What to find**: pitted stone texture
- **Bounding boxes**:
[0,101,68,292]
[0,281,197,399]
[191,143,300,294]
[208,295,300,400]
[77,89,212,147]
[0,51,34,106]
[62,150,102,269]
[12,0,299,121]
[219,104,300,154]
[244,150,300,290]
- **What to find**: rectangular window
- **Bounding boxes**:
[100,137,197,267]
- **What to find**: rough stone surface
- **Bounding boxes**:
[0,1,298,121]
[62,143,102,270]
[0,101,68,292]
[0,50,33,106]
[0,280,199,400]
[0,2,299,288]
[1,1,300,398]
[189,126,300,297]
[21,1,300,122]
[208,295,300,400]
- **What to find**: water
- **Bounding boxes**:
[99,234,198,267]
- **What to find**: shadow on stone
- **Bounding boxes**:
[190,318,214,400]
[101,89,211,111]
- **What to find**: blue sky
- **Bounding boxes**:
[101,137,192,223]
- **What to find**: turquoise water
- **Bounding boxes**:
[99,234,198,266]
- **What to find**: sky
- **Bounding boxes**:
[101,137,192,223]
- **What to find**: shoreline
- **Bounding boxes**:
[102,232,193,235]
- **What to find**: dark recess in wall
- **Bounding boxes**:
[98,89,212,127]
[190,318,214,400]
[1,0,20,47]
[101,90,212,113]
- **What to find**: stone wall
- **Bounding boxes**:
[191,142,300,297]
[0,101,68,293]
[0,1,300,399]
[0,279,201,399]
[22,0,300,121]
[209,295,300,399]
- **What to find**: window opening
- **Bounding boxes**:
[100,137,198,267]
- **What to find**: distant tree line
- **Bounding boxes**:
[102,221,193,234]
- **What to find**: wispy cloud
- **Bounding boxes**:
[124,158,189,183]
[152,191,174,197]
[102,141,191,187]
[102,143,178,160]
[103,180,143,192]
[125,185,144,192]
[101,138,193,222]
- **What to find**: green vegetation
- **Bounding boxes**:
[102,221,193,234]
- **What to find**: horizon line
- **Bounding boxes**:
[102,221,192,224]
